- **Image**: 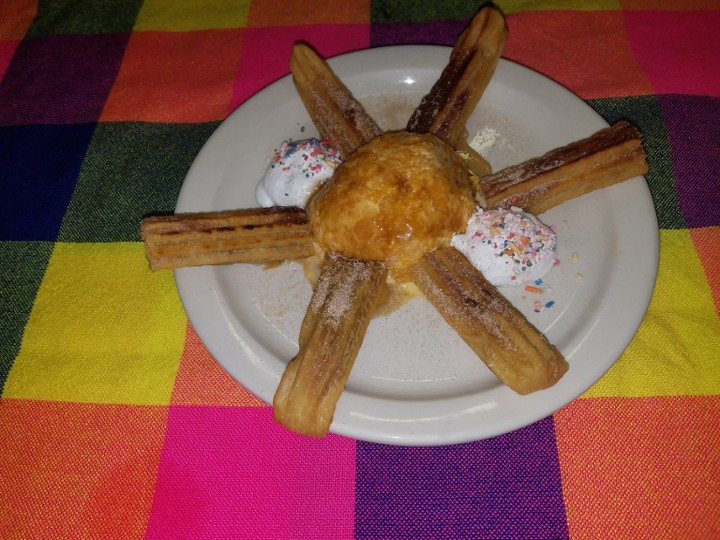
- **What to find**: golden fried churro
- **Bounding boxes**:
[140,207,314,270]
[410,246,568,394]
[273,252,388,437]
[480,121,648,214]
[407,6,507,176]
[291,43,383,159]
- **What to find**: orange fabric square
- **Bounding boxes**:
[171,323,266,407]
[0,399,167,538]
[691,226,720,316]
[101,29,245,123]
[0,0,37,40]
[247,0,369,27]
[503,10,654,99]
[555,396,720,539]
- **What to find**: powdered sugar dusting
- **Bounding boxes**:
[310,255,382,330]
[469,126,501,153]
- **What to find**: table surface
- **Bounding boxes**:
[1,1,718,538]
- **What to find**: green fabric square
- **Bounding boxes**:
[25,0,146,37]
[59,121,219,243]
[370,1,621,23]
[0,241,54,390]
[587,95,684,230]
[371,0,488,23]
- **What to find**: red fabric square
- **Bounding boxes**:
[621,0,717,10]
[101,29,245,123]
[171,323,266,406]
[248,0,370,27]
[0,0,37,40]
[0,40,19,81]
[503,10,654,99]
[691,227,720,316]
[555,396,720,538]
[0,399,166,538]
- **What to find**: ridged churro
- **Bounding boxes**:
[480,121,648,214]
[407,6,507,177]
[273,252,388,437]
[411,246,568,394]
[291,43,383,159]
[270,43,392,436]
[140,207,314,270]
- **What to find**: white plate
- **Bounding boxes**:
[174,46,658,445]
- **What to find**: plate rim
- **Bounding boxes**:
[174,44,659,445]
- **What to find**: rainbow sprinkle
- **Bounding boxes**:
[269,138,340,179]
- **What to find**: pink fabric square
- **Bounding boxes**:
[0,40,19,82]
[624,10,720,97]
[146,406,356,539]
[231,25,370,109]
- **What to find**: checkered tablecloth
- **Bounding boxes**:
[1,1,718,538]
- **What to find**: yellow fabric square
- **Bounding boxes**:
[3,243,186,405]
[583,229,720,397]
[501,0,620,12]
[134,0,250,31]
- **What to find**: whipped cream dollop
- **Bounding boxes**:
[451,206,557,286]
[256,138,341,208]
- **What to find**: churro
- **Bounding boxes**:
[480,121,648,214]
[273,252,388,437]
[290,43,383,159]
[140,207,314,270]
[410,246,568,394]
[407,6,507,177]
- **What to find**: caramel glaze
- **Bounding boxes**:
[307,132,476,310]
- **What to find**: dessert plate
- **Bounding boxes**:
[174,46,658,445]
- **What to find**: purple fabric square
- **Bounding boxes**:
[0,123,95,241]
[371,21,466,47]
[659,94,720,228]
[0,33,129,126]
[355,417,568,539]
